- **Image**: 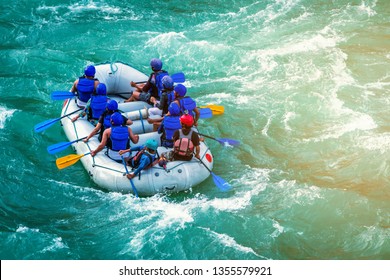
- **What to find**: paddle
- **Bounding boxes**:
[121,156,139,198]
[200,104,224,115]
[199,133,240,147]
[170,72,186,83]
[198,158,231,191]
[47,137,87,154]
[56,152,91,170]
[51,91,76,100]
[34,108,83,133]
[199,108,213,119]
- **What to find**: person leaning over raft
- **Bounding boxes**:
[70,65,100,108]
[83,100,132,142]
[71,83,108,125]
[119,139,158,179]
[90,112,139,162]
[124,58,168,104]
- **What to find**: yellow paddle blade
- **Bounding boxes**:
[200,104,224,115]
[56,153,85,170]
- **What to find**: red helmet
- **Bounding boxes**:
[180,114,194,127]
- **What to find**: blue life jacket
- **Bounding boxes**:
[153,70,169,99]
[110,126,129,151]
[179,97,197,116]
[89,95,107,120]
[161,116,181,148]
[77,77,96,102]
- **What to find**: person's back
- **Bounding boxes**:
[159,103,181,148]
[71,65,99,108]
[90,112,139,163]
[172,84,200,126]
[108,112,130,160]
[172,114,200,161]
[88,83,107,121]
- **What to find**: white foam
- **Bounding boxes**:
[40,237,69,253]
[200,227,267,259]
[145,32,186,48]
[16,225,39,233]
[357,133,390,154]
[0,106,17,129]
[357,1,377,17]
[68,2,121,14]
[270,220,285,238]
[304,112,377,143]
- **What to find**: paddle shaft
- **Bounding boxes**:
[47,136,87,154]
[34,108,83,133]
[121,156,139,197]
[198,133,218,141]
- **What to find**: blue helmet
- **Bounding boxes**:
[174,84,187,97]
[107,100,118,111]
[162,75,174,89]
[150,58,162,71]
[96,83,107,95]
[168,102,180,116]
[110,112,123,126]
[145,139,158,151]
[84,65,96,77]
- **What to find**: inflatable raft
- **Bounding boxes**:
[59,62,213,196]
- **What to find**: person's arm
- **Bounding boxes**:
[72,99,91,122]
[157,93,167,110]
[172,130,179,142]
[70,79,78,93]
[91,129,109,156]
[193,107,200,126]
[128,127,139,144]
[194,145,200,159]
[192,132,201,159]
[84,123,102,142]
[131,74,152,92]
[124,116,133,125]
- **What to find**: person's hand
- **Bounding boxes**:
[126,173,135,179]
[91,150,96,157]
[71,116,79,122]
[118,149,127,155]
[195,153,200,159]
[130,81,136,87]
[83,138,89,143]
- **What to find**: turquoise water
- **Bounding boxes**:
[0,0,389,260]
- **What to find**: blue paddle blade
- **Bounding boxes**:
[51,91,76,100]
[199,108,213,119]
[217,138,240,147]
[47,141,72,154]
[47,137,87,154]
[34,118,60,133]
[171,72,185,83]
[211,172,231,191]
